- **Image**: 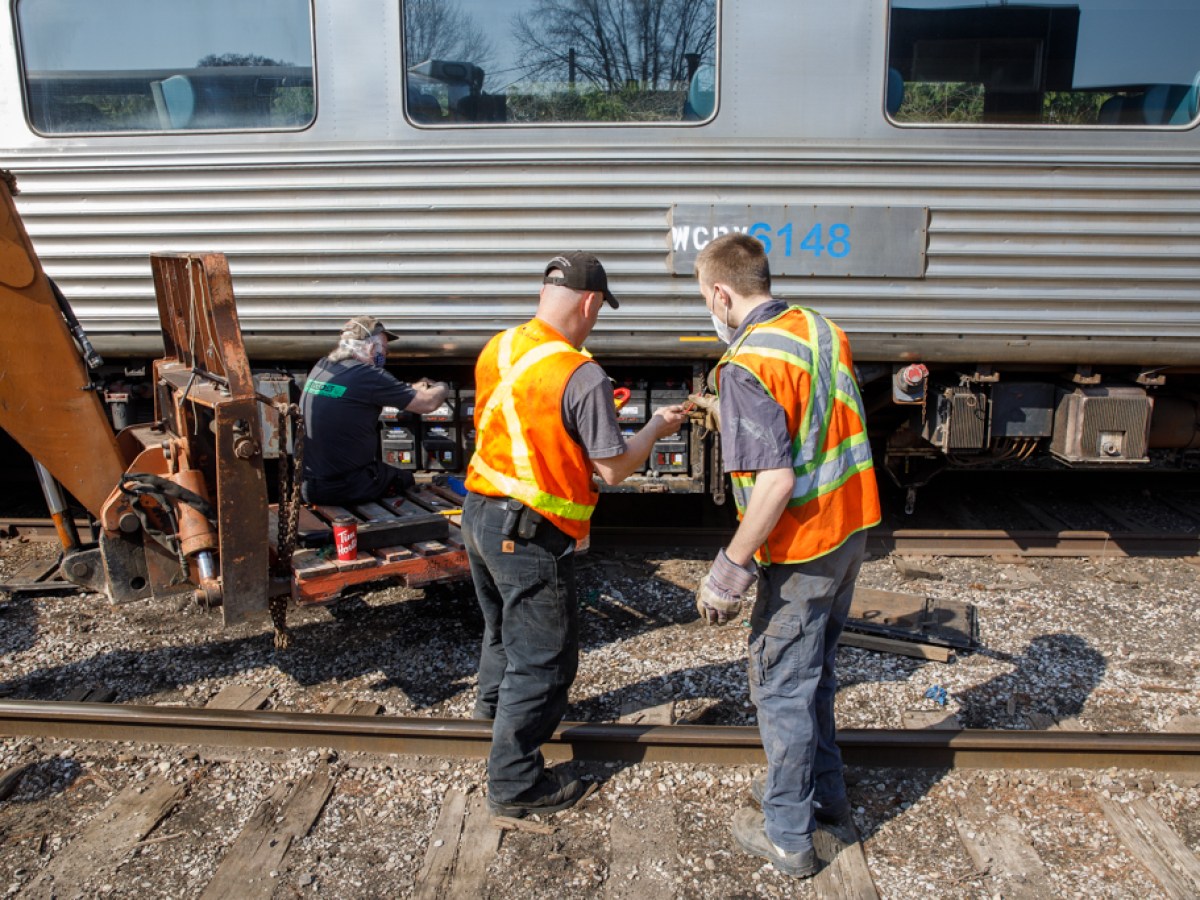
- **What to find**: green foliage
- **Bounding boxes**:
[1042,91,1107,125]
[198,52,293,68]
[894,82,984,124]
[272,87,314,126]
[506,84,685,123]
[896,81,1112,125]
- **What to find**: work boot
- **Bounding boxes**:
[486,768,585,818]
[750,772,852,826]
[731,807,817,878]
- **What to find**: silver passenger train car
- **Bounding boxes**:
[2,0,1199,499]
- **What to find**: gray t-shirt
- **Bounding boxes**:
[718,300,795,472]
[562,360,627,459]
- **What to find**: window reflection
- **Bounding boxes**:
[402,0,718,125]
[888,1,1200,126]
[17,0,314,134]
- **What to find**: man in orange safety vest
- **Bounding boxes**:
[463,251,688,818]
[694,232,880,878]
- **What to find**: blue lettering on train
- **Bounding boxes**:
[674,221,852,257]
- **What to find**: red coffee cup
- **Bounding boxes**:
[332,516,358,561]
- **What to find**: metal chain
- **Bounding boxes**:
[274,402,305,570]
[263,399,305,650]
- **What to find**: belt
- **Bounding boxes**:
[472,494,511,508]
[470,492,518,510]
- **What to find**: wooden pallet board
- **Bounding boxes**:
[954,799,1049,900]
[321,698,383,716]
[1100,796,1200,899]
[311,503,448,550]
[413,790,501,900]
[207,684,272,711]
[200,771,333,900]
[279,493,470,605]
[813,820,879,900]
[24,777,188,900]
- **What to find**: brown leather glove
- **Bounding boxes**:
[686,392,720,434]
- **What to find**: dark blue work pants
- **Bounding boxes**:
[749,530,867,852]
[461,491,579,803]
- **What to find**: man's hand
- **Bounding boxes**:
[405,379,451,415]
[650,404,687,437]
[696,548,757,625]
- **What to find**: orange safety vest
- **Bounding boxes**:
[465,317,599,540]
[715,306,881,565]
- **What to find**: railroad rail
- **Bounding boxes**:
[0,700,1196,773]
[589,525,1200,558]
[4,517,1199,560]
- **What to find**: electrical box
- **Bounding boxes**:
[616,388,648,425]
[1050,385,1151,464]
[458,389,476,425]
[423,424,460,471]
[382,426,418,469]
[922,386,988,451]
[649,386,691,473]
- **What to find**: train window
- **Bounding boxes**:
[888,1,1200,127]
[16,0,315,135]
[401,0,717,126]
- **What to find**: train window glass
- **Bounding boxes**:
[888,1,1200,126]
[401,0,717,125]
[16,0,315,134]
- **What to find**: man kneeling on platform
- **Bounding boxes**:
[463,252,687,819]
[301,316,449,506]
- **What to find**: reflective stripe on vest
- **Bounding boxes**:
[471,326,597,525]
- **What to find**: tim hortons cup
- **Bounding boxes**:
[332,516,358,561]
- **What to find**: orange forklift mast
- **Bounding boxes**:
[0,172,468,644]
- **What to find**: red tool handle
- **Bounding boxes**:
[613,387,632,410]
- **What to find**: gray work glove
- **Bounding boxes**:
[696,548,757,625]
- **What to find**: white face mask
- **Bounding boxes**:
[711,310,735,344]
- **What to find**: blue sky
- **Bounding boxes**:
[19,0,312,71]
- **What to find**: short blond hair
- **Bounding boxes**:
[695,232,771,296]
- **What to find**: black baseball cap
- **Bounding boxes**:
[344,315,398,342]
[543,251,619,309]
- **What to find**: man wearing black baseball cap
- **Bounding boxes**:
[461,253,686,818]
[542,251,620,309]
[300,315,448,506]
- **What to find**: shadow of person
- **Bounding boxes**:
[848,631,1107,846]
[953,632,1106,729]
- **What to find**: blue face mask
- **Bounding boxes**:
[373,349,387,367]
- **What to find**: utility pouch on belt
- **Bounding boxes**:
[517,506,543,539]
[500,499,523,538]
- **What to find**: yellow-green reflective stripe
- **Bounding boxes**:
[789,458,875,508]
[790,433,874,505]
[470,457,595,521]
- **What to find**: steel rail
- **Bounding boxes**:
[0,700,1196,773]
[871,528,1200,558]
[589,525,1200,558]
[4,516,1196,558]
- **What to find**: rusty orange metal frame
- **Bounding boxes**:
[0,175,129,516]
